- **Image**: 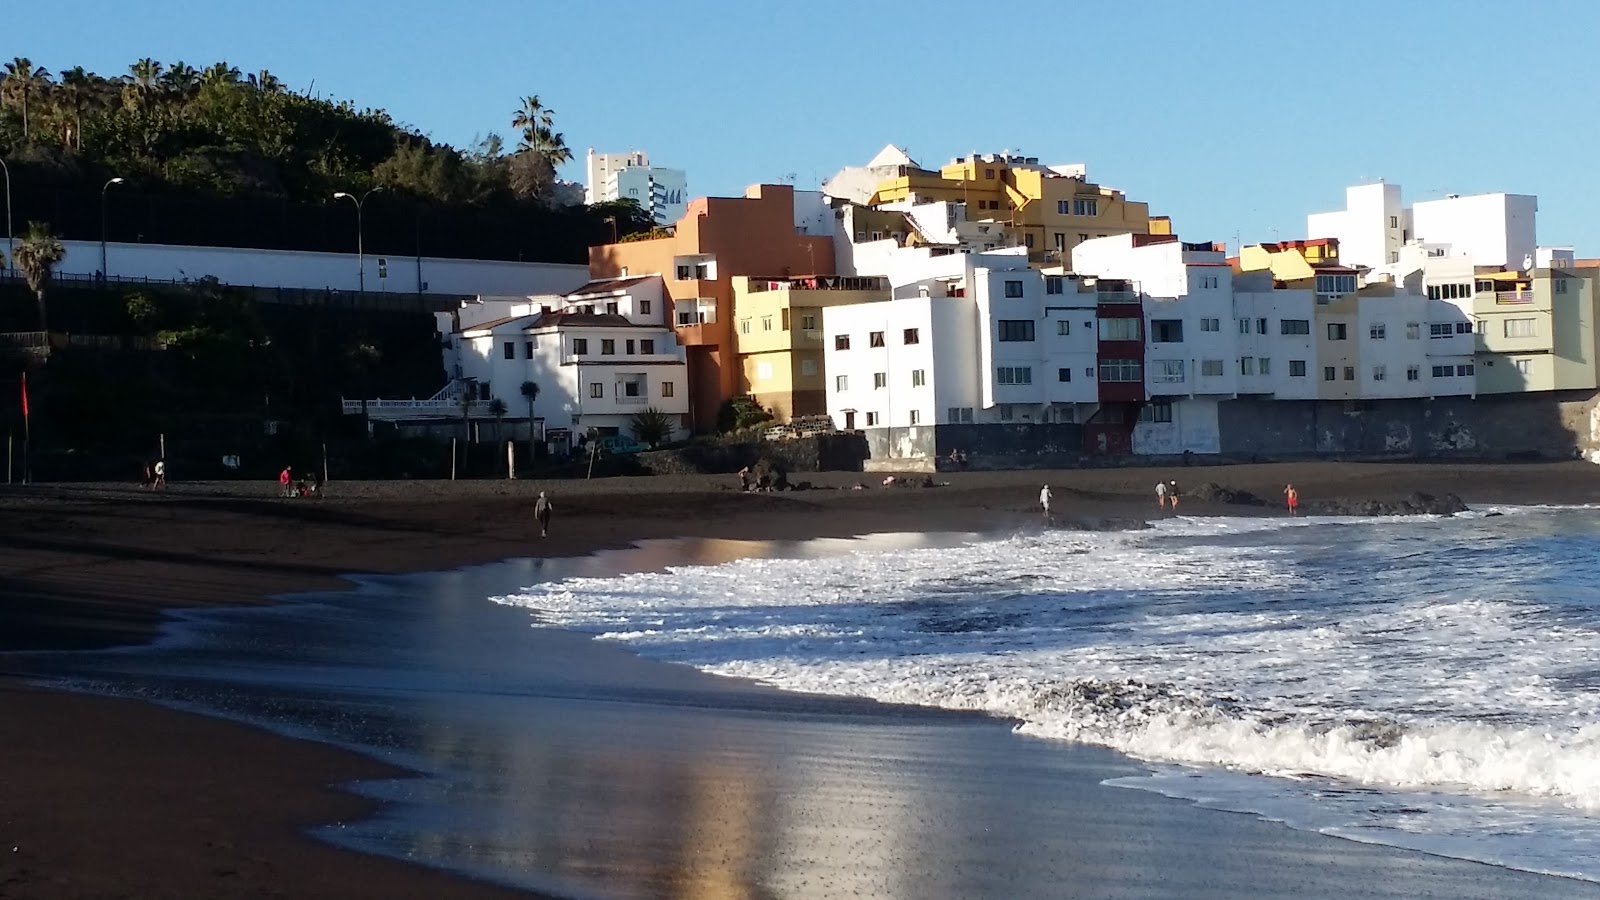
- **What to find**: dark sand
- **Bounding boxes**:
[6,461,1600,898]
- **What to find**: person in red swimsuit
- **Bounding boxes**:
[1284,483,1299,516]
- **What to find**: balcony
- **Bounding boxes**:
[1096,290,1139,305]
[747,275,886,293]
[1495,291,1535,305]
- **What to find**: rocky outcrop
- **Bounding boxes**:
[1187,483,1468,517]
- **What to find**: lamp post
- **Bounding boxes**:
[100,177,125,280]
[0,158,12,275]
[334,188,382,293]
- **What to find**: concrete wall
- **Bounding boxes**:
[56,239,589,297]
[861,422,1086,472]
[1217,392,1600,458]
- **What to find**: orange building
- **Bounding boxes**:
[589,184,836,429]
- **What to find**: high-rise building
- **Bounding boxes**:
[585,149,689,226]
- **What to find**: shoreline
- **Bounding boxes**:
[8,462,1600,898]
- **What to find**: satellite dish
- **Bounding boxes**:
[1523,253,1535,271]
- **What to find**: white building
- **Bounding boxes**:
[821,144,920,205]
[584,149,688,226]
[1306,182,1538,272]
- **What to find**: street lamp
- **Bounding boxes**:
[334,188,383,293]
[100,176,125,280]
[0,158,12,276]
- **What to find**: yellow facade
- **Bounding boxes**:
[1474,269,1600,394]
[868,154,1153,265]
[731,275,890,420]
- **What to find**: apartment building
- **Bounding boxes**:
[589,184,837,428]
[585,149,690,225]
[1306,181,1538,271]
[731,274,890,421]
[1473,268,1600,394]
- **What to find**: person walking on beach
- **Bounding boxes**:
[1155,480,1169,512]
[1284,483,1299,517]
[1039,484,1054,523]
[738,466,751,492]
[1167,480,1180,512]
[279,466,294,498]
[534,491,554,538]
[152,459,167,490]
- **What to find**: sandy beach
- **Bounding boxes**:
[7,461,1600,899]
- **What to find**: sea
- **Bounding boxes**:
[22,505,1600,897]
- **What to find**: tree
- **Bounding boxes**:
[3,58,51,139]
[14,222,65,332]
[520,380,540,459]
[630,407,675,448]
[123,58,164,112]
[161,61,200,102]
[343,339,381,437]
[488,397,508,442]
[199,62,240,87]
[56,66,96,150]
[510,95,573,169]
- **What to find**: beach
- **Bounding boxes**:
[7,461,1600,899]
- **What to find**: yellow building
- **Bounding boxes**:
[1238,239,1361,399]
[731,274,890,420]
[866,153,1156,265]
[1473,268,1600,394]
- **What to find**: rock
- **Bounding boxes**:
[1187,482,1267,506]
[1302,492,1467,517]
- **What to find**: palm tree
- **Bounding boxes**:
[520,380,540,459]
[511,96,574,169]
[3,58,52,138]
[56,67,95,150]
[123,58,163,112]
[14,222,65,332]
[488,398,508,443]
[199,62,241,88]
[248,70,284,94]
[161,61,200,102]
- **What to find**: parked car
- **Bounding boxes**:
[598,435,647,456]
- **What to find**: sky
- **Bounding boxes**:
[10,0,1599,252]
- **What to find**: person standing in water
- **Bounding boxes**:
[534,491,554,538]
[1284,483,1299,517]
[1167,480,1181,512]
[1155,480,1169,512]
[1039,484,1054,523]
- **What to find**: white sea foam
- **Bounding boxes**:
[493,510,1600,877]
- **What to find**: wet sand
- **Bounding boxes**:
[6,462,1600,898]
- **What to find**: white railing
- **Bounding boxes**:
[1496,291,1535,305]
[341,398,483,418]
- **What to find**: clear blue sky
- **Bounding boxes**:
[12,0,1598,252]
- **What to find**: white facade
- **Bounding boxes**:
[454,311,688,445]
[53,239,588,297]
[821,144,917,205]
[585,149,689,225]
[1307,182,1539,272]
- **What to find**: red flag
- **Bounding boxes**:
[20,372,28,423]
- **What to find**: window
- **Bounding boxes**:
[801,314,816,330]
[1281,319,1310,335]
[1457,364,1475,376]
[903,328,920,344]
[676,265,692,280]
[1200,318,1220,332]
[1024,233,1036,249]
[909,410,921,425]
[1556,279,1570,295]
[1098,318,1141,341]
[589,382,604,398]
[1079,233,1089,243]
[1058,367,1072,382]
[606,302,619,315]
[1370,323,1387,340]
[1150,319,1184,343]
[1057,320,1071,335]
[1200,275,1219,289]
[1239,357,1256,376]
[1054,233,1066,250]
[1200,359,1224,377]
[761,316,773,332]
[866,411,879,426]
[948,407,974,423]
[1290,360,1307,377]
[1323,366,1337,381]
[1429,323,1454,338]
[503,341,516,360]
[626,339,636,355]
[757,362,774,381]
[1004,280,1025,298]
[1426,283,1473,300]
[1389,215,1399,229]
[874,372,887,389]
[996,366,1033,385]
[1372,365,1387,382]
[870,331,886,347]
[998,320,1037,342]
[912,369,926,387]
[622,379,643,398]
[661,381,674,397]
[601,339,616,355]
[1256,318,1268,334]
[1327,323,1348,340]
[835,334,851,350]
[1514,359,1532,374]
[739,318,751,335]
[1154,359,1186,380]
[1073,198,1099,216]
[572,338,589,355]
[639,300,652,315]
[1315,274,1357,294]
[1406,366,1419,381]
[1057,200,1070,215]
[1099,359,1142,382]
[1343,366,1355,381]
[984,168,995,179]
[1046,276,1064,295]
[1455,322,1472,335]
[800,358,818,376]
[1431,365,1452,378]
[1138,401,1173,423]
[1406,322,1421,340]
[641,339,655,354]
[998,405,1014,421]
[525,340,534,358]
[1504,318,1537,338]
[1259,358,1271,375]
[835,374,849,391]
[1238,318,1250,334]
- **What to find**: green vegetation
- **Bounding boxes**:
[0,57,655,260]
[629,407,675,447]
[12,221,64,330]
[717,396,774,433]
